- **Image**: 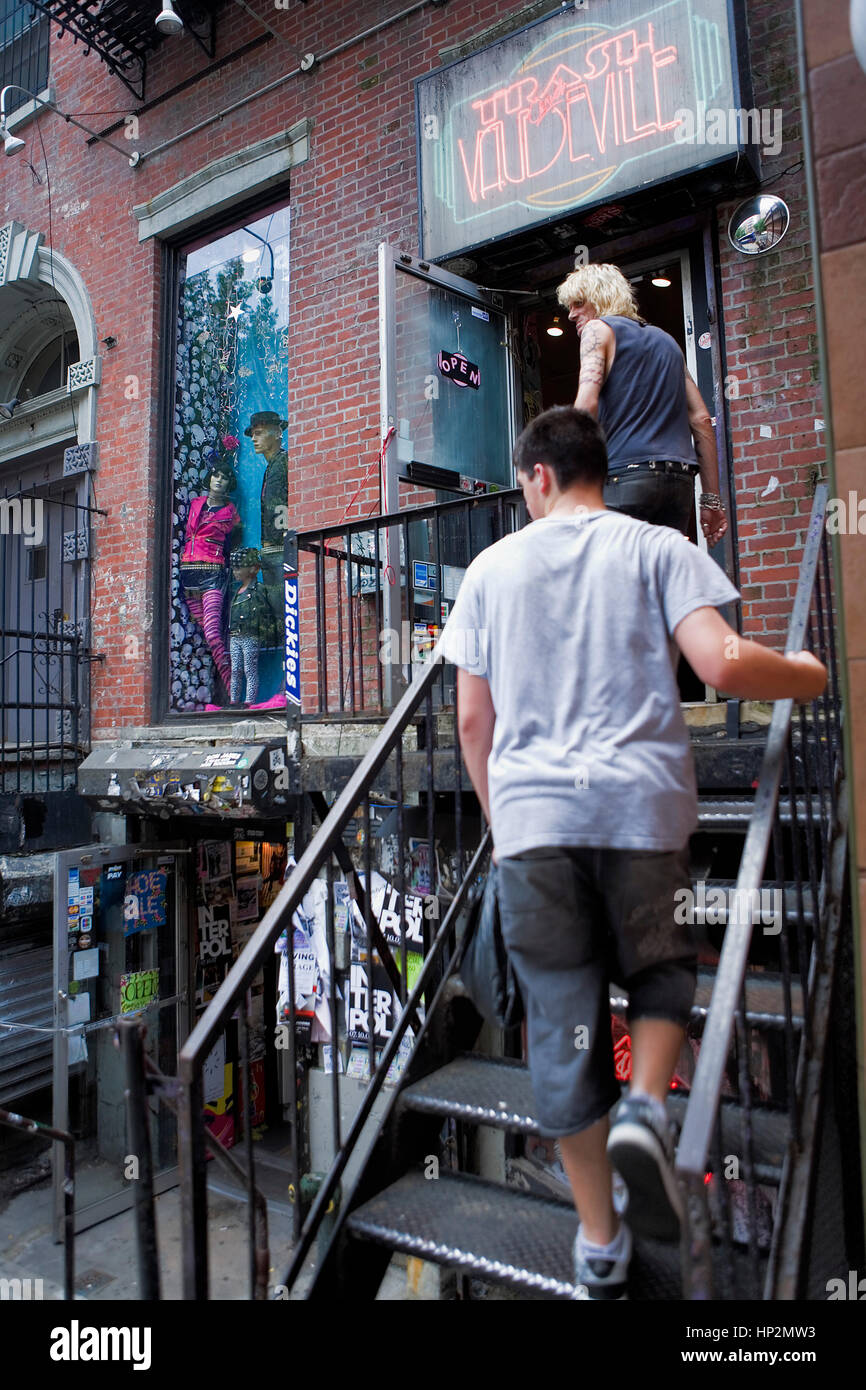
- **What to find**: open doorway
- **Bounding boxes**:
[516,249,709,703]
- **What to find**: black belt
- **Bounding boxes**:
[607,460,699,481]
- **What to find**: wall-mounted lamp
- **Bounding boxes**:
[546,315,564,337]
[651,271,672,288]
[0,397,21,421]
[299,52,317,72]
[0,85,140,167]
[155,0,184,36]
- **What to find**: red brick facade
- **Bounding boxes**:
[0,0,823,731]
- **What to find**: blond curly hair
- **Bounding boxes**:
[556,263,642,322]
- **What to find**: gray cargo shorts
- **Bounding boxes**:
[496,845,697,1137]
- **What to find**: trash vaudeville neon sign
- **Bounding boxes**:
[416,0,745,261]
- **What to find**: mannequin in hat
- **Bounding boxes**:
[180,461,241,691]
[228,546,278,705]
[245,409,288,618]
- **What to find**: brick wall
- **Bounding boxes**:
[0,0,823,733]
[718,0,825,641]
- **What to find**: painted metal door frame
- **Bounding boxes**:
[52,843,188,1239]
[377,244,521,705]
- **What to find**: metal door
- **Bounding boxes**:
[52,844,188,1237]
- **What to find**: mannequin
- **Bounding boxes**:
[180,462,241,692]
[245,408,288,614]
[228,546,278,706]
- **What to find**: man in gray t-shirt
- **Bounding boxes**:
[439,406,826,1300]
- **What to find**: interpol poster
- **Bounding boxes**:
[416,0,746,260]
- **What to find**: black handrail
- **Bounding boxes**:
[176,653,453,1297]
[676,483,847,1297]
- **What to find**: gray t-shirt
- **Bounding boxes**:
[438,508,739,856]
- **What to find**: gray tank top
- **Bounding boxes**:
[597,315,697,471]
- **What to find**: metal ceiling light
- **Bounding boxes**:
[651,270,672,287]
[1,126,25,155]
[546,316,564,337]
[155,1,184,37]
[0,84,140,166]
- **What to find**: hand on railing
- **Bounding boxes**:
[785,650,828,702]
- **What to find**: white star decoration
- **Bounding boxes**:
[227,304,243,320]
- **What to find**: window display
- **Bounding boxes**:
[169,205,290,711]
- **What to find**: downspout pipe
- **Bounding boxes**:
[793,0,866,1251]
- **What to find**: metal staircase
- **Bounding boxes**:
[163,483,853,1301]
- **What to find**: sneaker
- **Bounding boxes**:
[606,1094,683,1242]
[572,1221,632,1300]
[506,1155,572,1203]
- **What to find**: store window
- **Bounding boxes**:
[169,204,290,713]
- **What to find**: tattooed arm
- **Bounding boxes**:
[574,319,614,418]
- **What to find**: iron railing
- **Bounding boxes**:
[162,485,844,1302]
[175,654,477,1298]
[0,477,93,794]
[0,1103,74,1298]
[295,488,524,717]
[676,483,847,1298]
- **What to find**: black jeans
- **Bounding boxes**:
[603,470,695,533]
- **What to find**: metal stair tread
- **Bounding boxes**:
[400,1055,790,1169]
[684,968,802,1026]
[346,1168,767,1300]
[346,1168,579,1297]
[697,795,822,825]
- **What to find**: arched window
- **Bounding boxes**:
[18,327,80,399]
[0,286,79,407]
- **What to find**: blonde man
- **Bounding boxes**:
[557,264,727,545]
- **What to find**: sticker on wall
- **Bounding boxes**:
[437,349,481,389]
[698,332,712,349]
[203,1034,227,1104]
[201,751,246,769]
[120,968,160,1015]
[73,948,100,982]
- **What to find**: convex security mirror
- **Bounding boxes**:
[727,194,791,255]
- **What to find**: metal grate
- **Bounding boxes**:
[0,0,50,113]
[25,0,217,100]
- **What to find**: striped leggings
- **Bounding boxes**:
[186,590,231,688]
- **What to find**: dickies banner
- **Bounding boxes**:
[416,0,745,259]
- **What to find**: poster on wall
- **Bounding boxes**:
[123,870,167,935]
[198,905,233,962]
[169,206,291,714]
[345,960,403,1045]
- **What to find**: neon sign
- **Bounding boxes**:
[417,0,744,260]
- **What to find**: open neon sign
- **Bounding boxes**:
[417,0,741,260]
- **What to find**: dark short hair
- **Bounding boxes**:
[206,463,238,494]
[513,407,608,490]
